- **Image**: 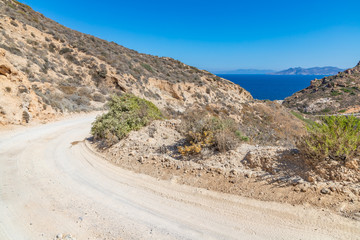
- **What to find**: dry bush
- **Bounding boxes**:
[239,101,305,147]
[177,109,247,156]
[178,130,214,155]
[78,87,93,98]
[215,129,239,152]
[58,85,77,95]
[92,93,106,103]
[22,110,30,123]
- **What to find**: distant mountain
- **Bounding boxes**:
[272,67,344,75]
[213,69,275,74]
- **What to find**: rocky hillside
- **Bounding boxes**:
[0,0,252,125]
[0,49,55,123]
[283,62,360,114]
[0,0,306,148]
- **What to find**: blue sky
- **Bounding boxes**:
[20,0,360,71]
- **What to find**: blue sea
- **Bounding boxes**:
[218,74,326,100]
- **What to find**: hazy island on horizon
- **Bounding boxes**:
[214,66,345,75]
[212,69,275,74]
[271,66,345,75]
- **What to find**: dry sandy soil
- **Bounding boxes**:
[0,114,360,240]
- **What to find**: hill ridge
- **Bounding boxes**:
[283,62,360,114]
[0,0,252,124]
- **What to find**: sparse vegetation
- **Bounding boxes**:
[0,0,251,122]
[331,91,342,96]
[92,93,106,103]
[341,87,352,93]
[91,94,162,146]
[140,63,154,73]
[177,110,247,155]
[239,102,306,147]
[290,111,316,127]
[322,108,331,113]
[0,43,22,56]
[59,48,73,55]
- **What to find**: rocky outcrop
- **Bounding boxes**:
[283,62,360,114]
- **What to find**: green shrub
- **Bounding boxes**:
[235,130,249,142]
[140,63,154,73]
[341,88,351,93]
[91,94,162,146]
[322,108,331,113]
[330,91,342,96]
[299,115,360,163]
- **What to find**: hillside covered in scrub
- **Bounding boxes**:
[0,0,252,125]
[283,62,360,114]
[0,0,305,148]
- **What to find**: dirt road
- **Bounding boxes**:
[0,114,359,240]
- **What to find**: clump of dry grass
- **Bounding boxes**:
[239,101,306,147]
[177,109,248,156]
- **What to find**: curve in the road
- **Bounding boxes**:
[0,114,359,240]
